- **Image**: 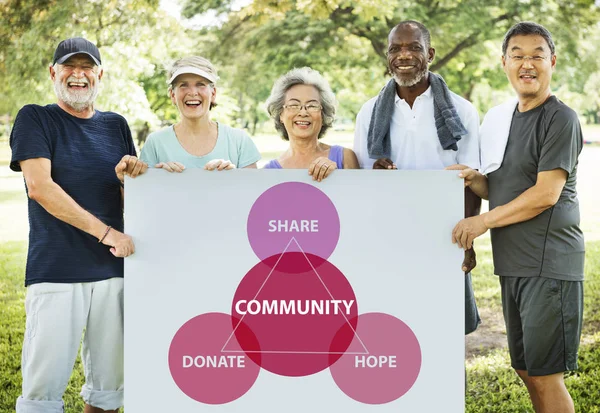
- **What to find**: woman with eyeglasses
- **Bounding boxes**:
[264,67,359,180]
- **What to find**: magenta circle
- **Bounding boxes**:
[247,182,340,263]
[168,312,261,404]
[329,312,422,404]
[229,252,358,377]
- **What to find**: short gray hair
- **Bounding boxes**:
[266,67,336,141]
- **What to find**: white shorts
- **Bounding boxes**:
[16,277,124,413]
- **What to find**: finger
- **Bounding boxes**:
[139,161,149,175]
[466,234,474,250]
[132,158,145,177]
[204,160,218,171]
[311,161,322,180]
[317,162,328,181]
[461,257,469,272]
[174,162,185,171]
[168,162,183,173]
[217,161,231,171]
[375,158,393,169]
[308,160,319,176]
[463,257,475,273]
[225,163,235,170]
[115,160,127,173]
[115,161,127,182]
[445,164,467,171]
[323,163,336,179]
[126,157,139,175]
[318,163,330,181]
[460,231,468,250]
[112,247,125,258]
[451,226,458,244]
[458,169,474,178]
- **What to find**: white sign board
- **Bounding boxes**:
[125,170,465,412]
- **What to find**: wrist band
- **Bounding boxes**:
[98,225,112,243]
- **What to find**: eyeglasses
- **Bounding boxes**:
[507,55,550,64]
[283,103,322,113]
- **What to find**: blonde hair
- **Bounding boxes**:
[167,56,219,109]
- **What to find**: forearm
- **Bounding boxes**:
[464,187,482,218]
[483,185,555,229]
[470,176,489,200]
[30,180,107,239]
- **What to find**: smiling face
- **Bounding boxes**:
[50,54,102,112]
[169,73,216,120]
[279,84,323,141]
[387,24,434,87]
[502,34,556,100]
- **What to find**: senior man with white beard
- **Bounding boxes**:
[353,21,482,336]
[9,37,145,413]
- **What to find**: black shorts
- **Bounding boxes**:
[500,276,583,376]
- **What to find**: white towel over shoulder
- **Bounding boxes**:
[480,98,518,175]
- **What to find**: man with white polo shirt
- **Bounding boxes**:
[353,20,481,334]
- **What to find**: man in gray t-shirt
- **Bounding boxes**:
[452,22,583,413]
[488,96,584,281]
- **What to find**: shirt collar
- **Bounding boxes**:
[394,84,433,104]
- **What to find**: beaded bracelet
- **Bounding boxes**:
[98,225,112,243]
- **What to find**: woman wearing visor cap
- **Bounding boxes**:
[140,56,260,172]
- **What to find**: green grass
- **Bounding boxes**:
[0,241,87,412]
[1,240,599,411]
[466,240,600,412]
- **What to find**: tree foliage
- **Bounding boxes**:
[2,0,599,136]
[0,0,191,131]
[181,0,600,125]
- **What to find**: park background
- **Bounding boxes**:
[0,0,599,411]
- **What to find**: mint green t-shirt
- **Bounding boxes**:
[140,123,261,168]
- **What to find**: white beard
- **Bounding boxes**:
[393,67,428,87]
[54,78,99,112]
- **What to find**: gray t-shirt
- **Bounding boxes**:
[487,96,584,281]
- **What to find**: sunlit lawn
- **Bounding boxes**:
[0,126,599,412]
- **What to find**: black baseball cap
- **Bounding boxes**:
[52,37,102,66]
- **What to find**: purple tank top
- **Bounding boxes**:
[263,145,345,169]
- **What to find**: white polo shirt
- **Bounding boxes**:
[353,85,480,170]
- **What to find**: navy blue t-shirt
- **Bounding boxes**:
[10,104,136,286]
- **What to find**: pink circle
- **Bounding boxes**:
[329,313,421,404]
[168,313,261,404]
[229,253,358,377]
[247,182,340,264]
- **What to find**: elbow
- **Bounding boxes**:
[27,184,42,202]
[26,179,51,203]
[537,190,561,210]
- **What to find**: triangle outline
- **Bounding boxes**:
[221,236,370,355]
